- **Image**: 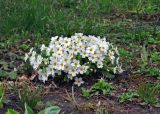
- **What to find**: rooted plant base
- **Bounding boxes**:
[0,74,159,114]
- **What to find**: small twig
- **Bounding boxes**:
[65,86,79,110]
[71,86,79,108]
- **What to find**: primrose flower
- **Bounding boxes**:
[71,59,80,68]
[25,33,122,86]
[51,59,58,69]
[74,77,84,86]
[46,65,55,76]
[86,46,96,54]
[63,38,71,47]
[69,68,78,77]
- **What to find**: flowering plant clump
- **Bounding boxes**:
[25,33,123,86]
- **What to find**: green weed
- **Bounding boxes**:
[91,79,113,95]
[118,91,139,103]
[18,84,42,109]
[137,82,159,106]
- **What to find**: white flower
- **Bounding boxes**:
[37,55,43,64]
[46,65,55,76]
[113,66,117,74]
[108,50,115,64]
[63,38,71,47]
[31,51,37,57]
[99,42,109,53]
[41,44,46,51]
[79,65,88,74]
[24,53,29,62]
[88,56,97,63]
[117,64,123,73]
[74,77,84,86]
[72,46,79,55]
[38,70,48,83]
[75,33,83,37]
[69,68,77,77]
[62,56,71,64]
[33,62,39,69]
[86,46,96,54]
[25,33,121,86]
[71,60,80,68]
[51,59,58,69]
[57,62,65,70]
[64,64,70,72]
[14,67,17,71]
[56,50,63,57]
[97,61,103,68]
[81,51,87,58]
[51,36,58,43]
[28,47,33,55]
[114,47,119,55]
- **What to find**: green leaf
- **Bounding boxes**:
[19,44,30,51]
[141,44,148,65]
[0,84,4,109]
[70,112,78,114]
[0,70,17,79]
[25,103,34,114]
[0,60,8,70]
[6,109,19,114]
[9,71,17,79]
[0,102,3,109]
[0,70,8,77]
[38,106,61,114]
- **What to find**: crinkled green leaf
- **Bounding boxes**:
[9,71,17,79]
[0,70,8,77]
[0,60,8,70]
[6,109,19,114]
[38,106,61,114]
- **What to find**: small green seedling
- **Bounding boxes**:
[91,78,113,95]
[81,88,91,98]
[118,91,138,103]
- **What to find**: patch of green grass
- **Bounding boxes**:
[18,84,42,109]
[137,82,159,106]
[1,0,160,37]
